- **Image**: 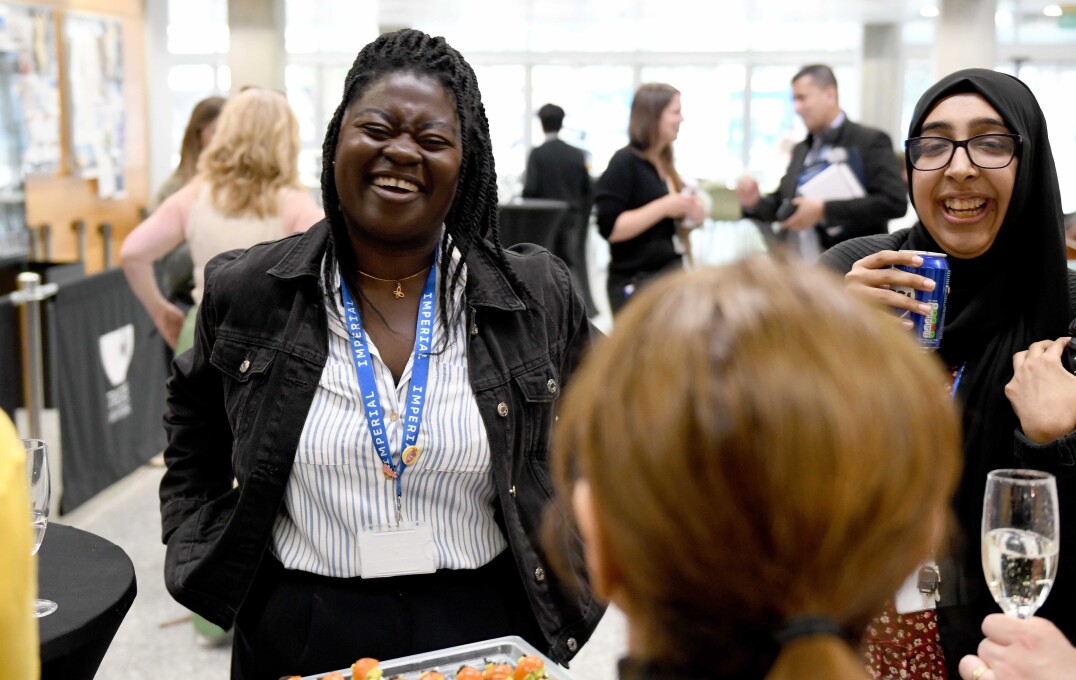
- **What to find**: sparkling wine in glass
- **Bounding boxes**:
[981,468,1059,619]
[23,438,58,618]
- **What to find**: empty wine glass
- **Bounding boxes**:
[23,438,58,618]
[981,469,1059,619]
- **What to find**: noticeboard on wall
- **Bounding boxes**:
[63,13,124,199]
[0,4,62,179]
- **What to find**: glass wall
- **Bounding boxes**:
[530,65,634,178]
[162,0,229,190]
[639,65,747,186]
[1017,63,1076,213]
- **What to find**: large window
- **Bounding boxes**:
[157,0,229,194]
[641,65,747,185]
[530,65,634,179]
[1017,63,1076,213]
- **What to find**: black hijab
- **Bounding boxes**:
[903,69,1069,667]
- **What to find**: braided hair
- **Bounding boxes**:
[321,28,533,332]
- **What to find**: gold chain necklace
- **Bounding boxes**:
[356,265,431,299]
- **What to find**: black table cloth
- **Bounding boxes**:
[497,198,570,250]
[37,523,137,680]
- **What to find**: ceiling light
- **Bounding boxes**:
[1044,4,1063,16]
[920,5,940,18]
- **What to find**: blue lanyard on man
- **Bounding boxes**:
[340,254,437,526]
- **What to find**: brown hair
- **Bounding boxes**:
[628,82,682,191]
[168,96,226,189]
[196,88,303,218]
[550,257,961,679]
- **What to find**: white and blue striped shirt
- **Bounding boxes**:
[270,251,507,576]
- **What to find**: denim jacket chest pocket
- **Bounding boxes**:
[209,337,276,444]
[512,362,562,492]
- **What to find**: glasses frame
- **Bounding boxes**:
[905,133,1022,171]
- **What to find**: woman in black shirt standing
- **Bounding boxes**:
[595,83,705,315]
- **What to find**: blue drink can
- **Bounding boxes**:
[894,250,950,350]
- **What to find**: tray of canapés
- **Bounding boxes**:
[292,636,572,680]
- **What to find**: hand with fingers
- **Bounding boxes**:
[1004,337,1076,444]
[843,250,938,331]
[779,197,825,232]
[958,614,1076,680]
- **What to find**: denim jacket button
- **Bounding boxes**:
[566,637,578,652]
[239,359,250,374]
[509,485,517,497]
[497,402,509,417]
[546,378,557,394]
[534,566,546,582]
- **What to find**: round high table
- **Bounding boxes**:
[37,523,137,680]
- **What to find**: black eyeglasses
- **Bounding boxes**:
[905,133,1022,171]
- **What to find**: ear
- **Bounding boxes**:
[572,480,624,604]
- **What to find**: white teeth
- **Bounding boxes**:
[943,197,986,212]
[372,176,419,192]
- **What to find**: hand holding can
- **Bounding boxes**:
[893,250,950,350]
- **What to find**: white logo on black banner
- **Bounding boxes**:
[99,324,134,423]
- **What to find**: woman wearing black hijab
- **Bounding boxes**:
[821,68,1076,678]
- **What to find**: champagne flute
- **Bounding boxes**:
[981,468,1059,619]
[23,438,58,618]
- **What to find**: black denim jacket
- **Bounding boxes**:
[159,220,602,663]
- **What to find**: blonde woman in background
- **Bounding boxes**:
[549,258,962,680]
[121,88,323,350]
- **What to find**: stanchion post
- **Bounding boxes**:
[99,222,113,269]
[12,272,58,440]
[72,219,86,263]
[41,223,52,261]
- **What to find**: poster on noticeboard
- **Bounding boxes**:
[0,4,62,178]
[63,13,124,199]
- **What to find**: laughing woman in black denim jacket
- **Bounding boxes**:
[159,29,601,680]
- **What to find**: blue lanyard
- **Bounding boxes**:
[950,363,966,401]
[340,258,437,516]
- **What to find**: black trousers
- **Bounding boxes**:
[231,550,545,680]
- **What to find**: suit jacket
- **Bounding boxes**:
[523,138,594,216]
[747,118,907,249]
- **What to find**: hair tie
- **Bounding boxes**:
[774,614,846,647]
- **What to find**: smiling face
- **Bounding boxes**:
[911,93,1017,259]
[333,71,462,250]
[657,93,683,147]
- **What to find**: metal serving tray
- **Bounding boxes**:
[300,635,575,680]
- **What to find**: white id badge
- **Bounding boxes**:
[357,521,437,578]
[894,560,939,614]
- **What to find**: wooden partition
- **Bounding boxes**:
[16,0,147,275]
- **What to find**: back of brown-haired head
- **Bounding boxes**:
[551,257,961,679]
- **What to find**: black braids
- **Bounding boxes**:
[322,29,543,343]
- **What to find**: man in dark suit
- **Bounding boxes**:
[735,64,907,260]
[523,103,596,314]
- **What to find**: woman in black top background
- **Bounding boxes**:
[594,83,705,315]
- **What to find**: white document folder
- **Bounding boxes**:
[798,162,866,201]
